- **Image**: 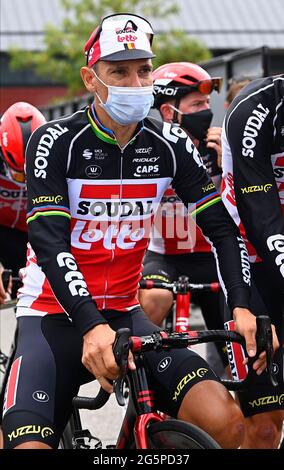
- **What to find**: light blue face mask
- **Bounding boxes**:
[94,72,154,125]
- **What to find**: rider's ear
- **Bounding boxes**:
[160,103,174,122]
[81,67,97,93]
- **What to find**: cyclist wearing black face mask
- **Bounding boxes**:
[151,62,223,180]
[139,62,227,373]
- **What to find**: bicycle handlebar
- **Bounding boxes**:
[72,387,110,410]
[73,315,278,410]
[139,277,220,293]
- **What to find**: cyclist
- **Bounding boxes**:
[222,75,284,448]
[0,102,46,300]
[2,13,277,449]
[139,62,227,369]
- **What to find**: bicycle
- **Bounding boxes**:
[139,275,220,332]
[63,315,277,449]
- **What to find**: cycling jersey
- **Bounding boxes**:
[18,107,251,336]
[0,164,27,232]
[222,75,284,291]
[148,145,221,255]
[148,186,212,254]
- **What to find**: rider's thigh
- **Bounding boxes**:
[15,441,52,449]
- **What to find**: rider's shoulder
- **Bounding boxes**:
[28,108,88,146]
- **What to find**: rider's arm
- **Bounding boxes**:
[25,122,107,336]
[171,131,251,313]
[224,81,284,292]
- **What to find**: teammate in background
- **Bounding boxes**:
[222,75,284,448]
[139,62,228,370]
[0,102,46,301]
[206,75,253,372]
[1,13,277,449]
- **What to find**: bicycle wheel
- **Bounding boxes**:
[146,419,221,449]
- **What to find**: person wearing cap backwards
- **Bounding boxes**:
[1,13,278,449]
[139,63,228,375]
[0,102,46,303]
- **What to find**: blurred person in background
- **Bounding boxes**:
[224,77,252,109]
[139,62,228,372]
[0,102,46,302]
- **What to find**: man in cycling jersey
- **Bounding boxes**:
[1,13,277,449]
[222,75,284,448]
[138,62,227,372]
[0,102,46,302]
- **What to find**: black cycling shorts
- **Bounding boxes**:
[142,250,228,367]
[224,262,284,418]
[2,307,220,448]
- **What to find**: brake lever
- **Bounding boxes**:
[112,328,131,406]
[256,316,278,387]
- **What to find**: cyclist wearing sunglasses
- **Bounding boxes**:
[139,62,227,371]
[2,13,278,449]
[222,75,284,448]
[0,102,46,301]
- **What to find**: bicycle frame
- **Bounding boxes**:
[116,354,164,449]
[139,276,220,333]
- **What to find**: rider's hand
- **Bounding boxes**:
[82,323,135,393]
[206,127,222,169]
[233,307,279,375]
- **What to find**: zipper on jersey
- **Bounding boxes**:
[103,147,125,309]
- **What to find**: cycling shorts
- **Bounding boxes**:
[224,262,284,417]
[2,307,220,448]
[142,250,228,367]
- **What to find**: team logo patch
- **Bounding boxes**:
[85,165,102,178]
[32,390,49,403]
[157,357,172,372]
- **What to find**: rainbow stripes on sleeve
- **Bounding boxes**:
[27,205,71,224]
[190,191,222,218]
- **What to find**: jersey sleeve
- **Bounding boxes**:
[168,126,251,312]
[225,87,284,292]
[25,122,107,336]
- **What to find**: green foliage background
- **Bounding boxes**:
[10,0,211,97]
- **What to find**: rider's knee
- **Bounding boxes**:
[217,402,245,448]
[139,288,173,324]
[247,418,280,447]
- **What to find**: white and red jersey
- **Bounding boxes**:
[17,108,251,336]
[0,172,27,232]
[148,186,212,254]
[222,75,284,291]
